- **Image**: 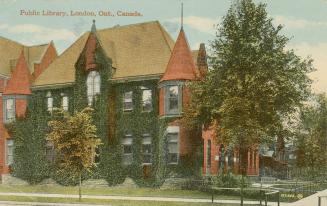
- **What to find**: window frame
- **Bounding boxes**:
[123,91,133,111]
[87,71,101,106]
[6,139,14,166]
[141,88,153,112]
[122,134,133,165]
[5,98,15,122]
[142,134,152,165]
[165,85,182,115]
[166,126,179,164]
[62,96,69,111]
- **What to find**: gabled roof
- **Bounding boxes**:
[33,21,175,87]
[3,51,31,95]
[160,28,197,82]
[0,36,51,76]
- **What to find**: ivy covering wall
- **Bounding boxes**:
[9,33,202,187]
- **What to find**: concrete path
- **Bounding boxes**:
[287,189,327,206]
[0,192,291,205]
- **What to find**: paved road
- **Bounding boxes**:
[0,192,293,206]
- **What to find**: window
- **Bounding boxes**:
[142,134,152,164]
[46,92,53,112]
[45,141,56,162]
[207,140,211,168]
[122,135,133,165]
[87,71,101,106]
[165,85,181,115]
[62,96,69,111]
[142,88,152,112]
[5,98,15,122]
[123,91,133,111]
[6,139,14,165]
[167,126,179,164]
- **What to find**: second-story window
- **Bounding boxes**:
[123,91,133,111]
[46,92,53,112]
[62,96,69,111]
[5,98,15,122]
[142,88,152,112]
[166,85,180,114]
[87,71,100,106]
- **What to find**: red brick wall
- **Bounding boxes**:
[202,126,259,176]
[33,43,57,80]
[15,99,27,118]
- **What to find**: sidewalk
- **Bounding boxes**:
[0,192,292,205]
[287,189,327,206]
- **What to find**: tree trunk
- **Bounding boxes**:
[79,173,82,201]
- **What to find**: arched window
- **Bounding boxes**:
[87,71,100,105]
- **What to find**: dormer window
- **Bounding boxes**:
[87,71,100,106]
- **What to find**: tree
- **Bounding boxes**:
[294,93,327,180]
[184,0,314,204]
[47,107,101,200]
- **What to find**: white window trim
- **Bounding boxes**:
[167,126,180,165]
[141,88,153,112]
[122,134,133,165]
[123,91,133,111]
[87,71,101,106]
[6,139,14,166]
[4,98,15,123]
[62,96,69,111]
[142,134,152,165]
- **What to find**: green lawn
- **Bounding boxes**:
[0,196,259,206]
[0,184,241,200]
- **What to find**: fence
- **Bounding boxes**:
[211,187,280,206]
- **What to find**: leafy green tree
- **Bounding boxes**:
[47,107,101,200]
[184,1,313,203]
[294,93,327,180]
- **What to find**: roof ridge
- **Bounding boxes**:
[156,21,174,53]
[0,36,24,47]
[97,20,159,32]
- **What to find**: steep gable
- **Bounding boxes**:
[33,21,175,87]
[3,51,31,95]
[160,29,197,82]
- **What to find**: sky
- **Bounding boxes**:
[0,0,326,93]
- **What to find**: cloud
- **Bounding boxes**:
[289,42,327,93]
[167,16,218,34]
[274,15,327,29]
[0,24,8,30]
[0,0,16,4]
[5,24,76,43]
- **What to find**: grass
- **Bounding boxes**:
[0,196,259,206]
[0,184,242,200]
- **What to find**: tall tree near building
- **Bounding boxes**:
[47,107,101,200]
[294,93,327,180]
[184,0,314,203]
